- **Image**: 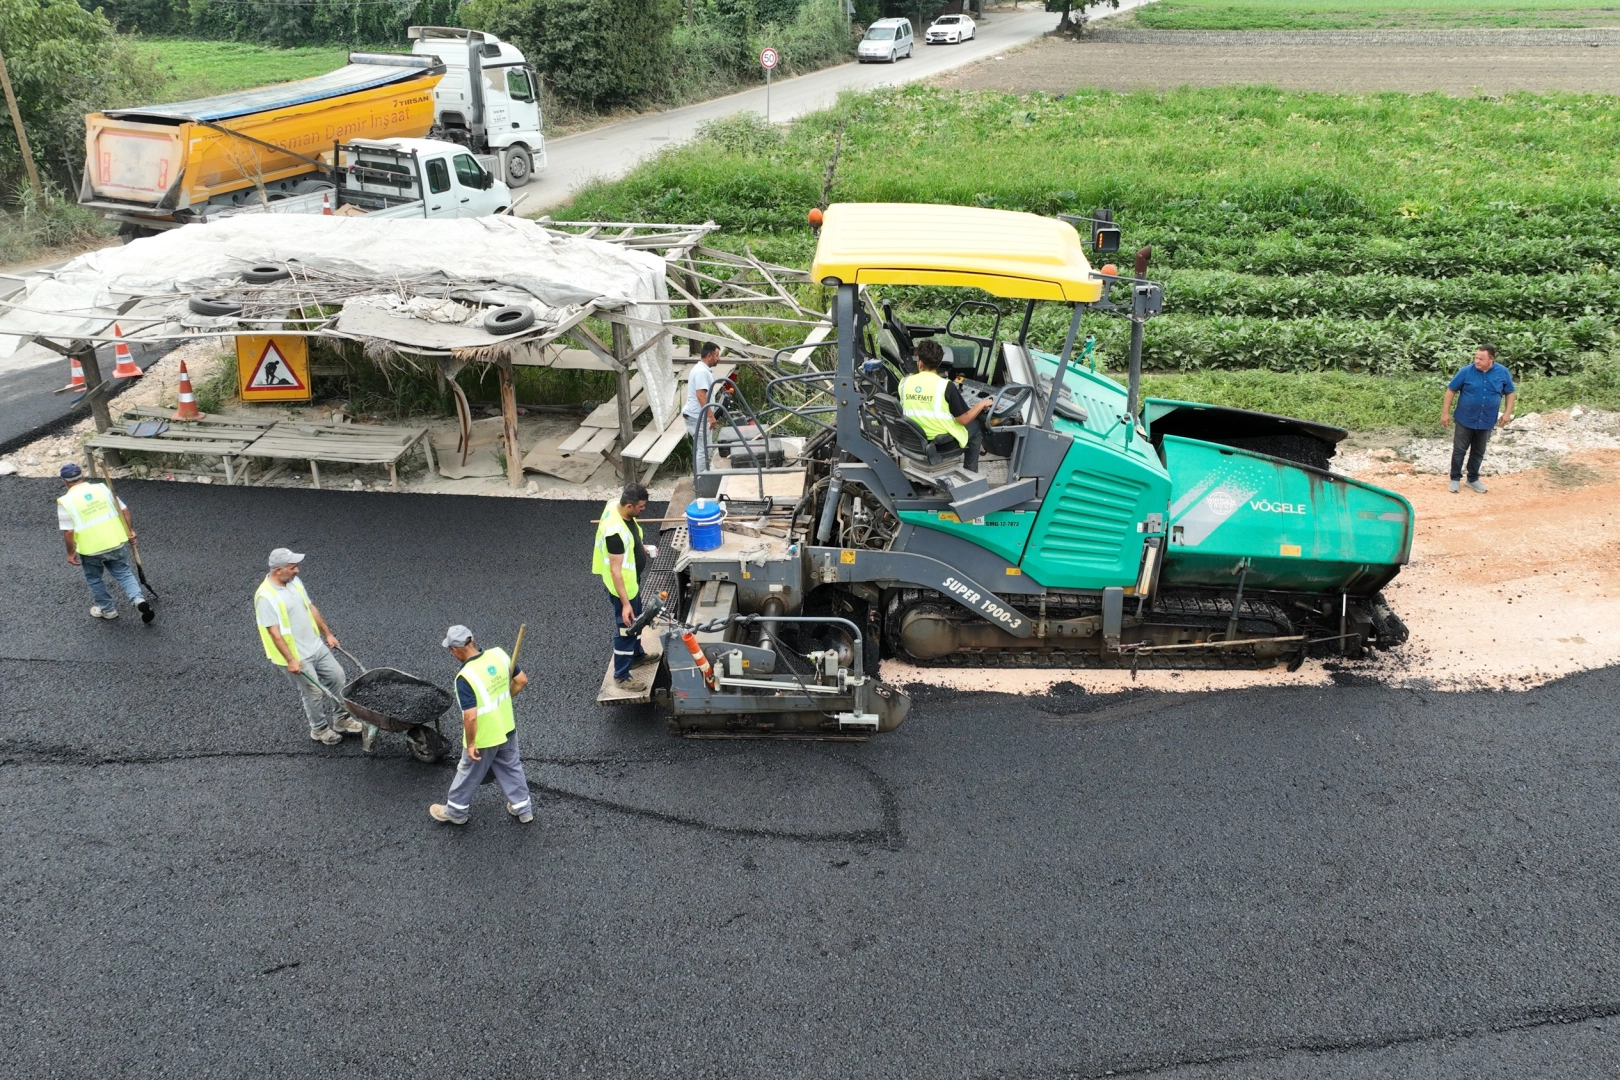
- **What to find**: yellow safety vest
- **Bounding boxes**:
[899,371,968,447]
[459,647,515,748]
[255,576,315,667]
[58,482,129,557]
[591,499,640,601]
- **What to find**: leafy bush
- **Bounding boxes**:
[94,0,463,46]
[463,0,681,107]
[0,182,114,263]
[0,0,162,194]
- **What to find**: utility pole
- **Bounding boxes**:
[0,48,41,193]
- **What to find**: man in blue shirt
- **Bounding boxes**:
[1442,344,1516,494]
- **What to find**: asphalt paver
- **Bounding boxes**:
[2,477,1619,1077]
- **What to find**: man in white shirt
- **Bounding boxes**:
[254,547,362,746]
[683,342,722,476]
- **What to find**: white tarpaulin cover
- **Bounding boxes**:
[0,215,680,431]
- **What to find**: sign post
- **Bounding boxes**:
[760,47,779,124]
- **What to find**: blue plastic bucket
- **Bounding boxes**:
[686,498,726,551]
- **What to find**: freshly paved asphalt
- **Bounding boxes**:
[0,340,173,455]
[2,477,1618,1077]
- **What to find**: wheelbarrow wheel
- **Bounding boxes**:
[405,726,448,764]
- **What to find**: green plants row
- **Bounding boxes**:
[1156,270,1620,321]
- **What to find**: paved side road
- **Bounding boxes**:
[519,5,1168,212]
[1,478,1618,1077]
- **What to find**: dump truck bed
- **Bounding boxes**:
[82,63,443,217]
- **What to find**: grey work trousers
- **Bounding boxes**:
[441,732,531,823]
[685,414,712,476]
[282,641,348,735]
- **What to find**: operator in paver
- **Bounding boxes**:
[684,341,723,476]
[58,463,154,624]
[900,339,993,471]
[429,625,532,826]
[255,547,362,746]
[1442,343,1517,494]
[594,482,658,695]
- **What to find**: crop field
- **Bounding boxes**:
[565,85,1620,429]
[137,40,351,102]
[1131,0,1620,30]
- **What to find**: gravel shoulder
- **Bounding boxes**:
[933,32,1620,94]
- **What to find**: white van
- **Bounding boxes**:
[857,18,914,63]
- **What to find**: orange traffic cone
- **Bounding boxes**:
[321,191,333,215]
[173,360,204,420]
[61,354,87,392]
[109,324,142,380]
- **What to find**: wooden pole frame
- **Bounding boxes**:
[0,48,41,193]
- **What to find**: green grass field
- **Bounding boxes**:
[1131,0,1620,30]
[137,40,351,102]
[559,86,1620,431]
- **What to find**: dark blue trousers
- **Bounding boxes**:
[608,589,645,680]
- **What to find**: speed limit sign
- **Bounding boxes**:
[760,47,779,69]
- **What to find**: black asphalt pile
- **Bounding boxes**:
[345,673,451,727]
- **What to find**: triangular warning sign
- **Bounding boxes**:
[247,340,306,390]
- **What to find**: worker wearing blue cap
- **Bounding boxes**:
[430,625,533,826]
[57,463,153,623]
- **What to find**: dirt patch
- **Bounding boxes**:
[886,413,1620,695]
[932,34,1620,95]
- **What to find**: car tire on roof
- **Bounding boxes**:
[189,295,243,317]
[241,265,291,284]
[483,305,535,335]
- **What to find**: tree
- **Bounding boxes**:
[0,0,161,196]
[1045,0,1119,34]
[462,0,683,109]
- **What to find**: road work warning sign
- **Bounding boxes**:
[236,335,310,402]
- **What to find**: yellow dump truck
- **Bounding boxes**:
[81,57,449,236]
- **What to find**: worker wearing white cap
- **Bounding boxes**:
[430,625,533,825]
[255,547,361,746]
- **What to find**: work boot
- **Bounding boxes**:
[136,599,155,624]
[615,675,648,694]
[1466,479,1488,494]
[507,802,534,824]
[360,723,379,753]
[331,714,364,735]
[90,605,118,620]
[429,804,467,825]
[309,727,342,746]
[1448,479,1460,493]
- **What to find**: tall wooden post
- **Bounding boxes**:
[610,321,635,482]
[497,358,523,488]
[0,49,40,194]
[76,340,121,467]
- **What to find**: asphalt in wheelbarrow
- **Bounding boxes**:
[343,669,453,731]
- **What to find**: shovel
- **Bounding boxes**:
[96,471,159,602]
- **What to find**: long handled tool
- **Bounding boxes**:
[95,470,160,601]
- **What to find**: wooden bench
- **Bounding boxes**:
[236,419,434,490]
[85,409,275,483]
[621,363,735,483]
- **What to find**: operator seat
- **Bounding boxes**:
[869,393,965,468]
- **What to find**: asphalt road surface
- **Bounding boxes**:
[0,340,173,455]
[3,478,1618,1077]
[521,4,1156,213]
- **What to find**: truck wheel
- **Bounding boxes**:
[502,146,534,187]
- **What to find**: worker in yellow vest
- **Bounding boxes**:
[57,463,154,623]
[430,625,532,825]
[255,547,362,746]
[899,339,993,471]
[592,482,658,694]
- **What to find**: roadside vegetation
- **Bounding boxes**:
[1129,0,1620,30]
[565,85,1620,431]
[135,40,350,100]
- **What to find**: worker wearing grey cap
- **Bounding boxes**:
[429,625,533,825]
[255,547,361,746]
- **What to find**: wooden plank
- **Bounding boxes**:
[582,372,645,428]
[549,348,615,371]
[642,419,691,466]
[556,425,595,453]
[582,428,617,455]
[620,420,666,460]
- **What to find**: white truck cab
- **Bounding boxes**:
[407,25,545,187]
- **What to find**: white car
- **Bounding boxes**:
[858,18,915,63]
[925,14,976,44]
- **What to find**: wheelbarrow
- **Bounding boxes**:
[299,648,454,763]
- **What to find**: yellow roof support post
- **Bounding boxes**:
[809,203,1103,303]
